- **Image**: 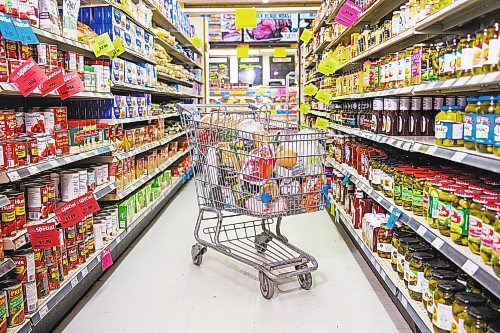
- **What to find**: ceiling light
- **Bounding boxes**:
[262,0,270,3]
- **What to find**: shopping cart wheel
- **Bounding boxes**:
[259,271,274,300]
[298,273,313,290]
[254,233,272,253]
[191,244,206,266]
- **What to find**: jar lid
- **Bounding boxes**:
[473,195,498,204]
[469,183,486,191]
[432,269,458,280]
[395,166,413,171]
[412,252,435,261]
[442,184,462,192]
[407,243,430,252]
[451,106,464,111]
[427,259,451,270]
[455,189,479,198]
[440,106,450,111]
[488,321,500,333]
[483,189,500,196]
[478,95,494,102]
[394,229,414,238]
[399,237,421,246]
[485,202,500,212]
[413,172,433,179]
[431,179,454,186]
[437,280,466,292]
[466,306,498,322]
[454,292,486,305]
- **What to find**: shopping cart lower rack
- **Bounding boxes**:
[179,104,326,299]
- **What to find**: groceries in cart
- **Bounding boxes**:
[188,109,326,217]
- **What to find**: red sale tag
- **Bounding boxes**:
[101,248,113,271]
[9,58,47,97]
[40,67,65,96]
[27,221,60,249]
[76,192,100,216]
[58,71,84,100]
[54,199,85,228]
[335,0,363,27]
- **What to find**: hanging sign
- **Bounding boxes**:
[76,192,101,216]
[386,207,402,230]
[315,117,329,130]
[27,222,60,250]
[190,36,202,48]
[107,38,125,60]
[40,67,65,96]
[300,29,312,43]
[304,83,318,96]
[90,33,114,57]
[11,18,39,44]
[58,71,85,100]
[273,47,286,58]
[101,248,113,271]
[335,0,363,28]
[299,103,311,115]
[318,58,337,75]
[235,8,257,29]
[9,58,47,97]
[315,89,332,104]
[0,13,19,41]
[236,44,249,58]
[54,199,85,228]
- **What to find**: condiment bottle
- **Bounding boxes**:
[481,22,500,73]
[399,97,410,136]
[475,95,495,154]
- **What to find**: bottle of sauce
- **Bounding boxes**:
[384,97,398,135]
[409,97,421,136]
[399,97,411,136]
[421,97,434,136]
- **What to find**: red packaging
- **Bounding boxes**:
[33,248,45,270]
[77,240,85,264]
[3,140,18,169]
[0,0,5,13]
[372,202,385,214]
[47,263,59,291]
[0,110,17,140]
[0,194,16,236]
[0,58,8,82]
[54,130,69,157]
[14,110,25,136]
[57,50,64,69]
[352,197,372,229]
[14,138,27,166]
[35,267,49,298]
[19,43,30,60]
[27,137,38,164]
[6,0,18,17]
[43,246,57,266]
[36,135,55,160]
[8,59,21,80]
[6,41,19,59]
[10,190,26,230]
[0,35,6,58]
[67,245,77,270]
[45,107,67,131]
[48,45,57,67]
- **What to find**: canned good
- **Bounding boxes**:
[84,214,93,236]
[43,107,67,132]
[26,183,47,220]
[3,140,19,169]
[87,168,96,192]
[0,279,25,327]
[87,236,95,255]
[78,169,87,196]
[60,171,79,202]
[0,193,16,236]
[22,281,37,314]
[77,241,86,264]
[40,180,55,214]
[43,246,57,267]
[14,111,25,137]
[7,190,25,231]
[33,248,45,270]
[26,138,38,164]
[14,138,28,166]
[75,221,85,242]
[47,263,59,291]
[25,111,46,136]
[67,245,77,270]
[0,292,6,333]
[0,110,17,140]
[50,172,60,202]
[93,223,104,250]
[11,248,35,283]
[61,250,69,276]
[36,135,55,160]
[35,267,49,298]
[64,224,76,246]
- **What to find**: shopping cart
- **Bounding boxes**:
[179,104,326,299]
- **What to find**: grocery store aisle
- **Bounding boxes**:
[55,181,411,333]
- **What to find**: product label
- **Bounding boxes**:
[472,44,483,69]
[469,214,482,239]
[408,269,424,293]
[427,289,435,314]
[434,302,453,331]
[481,223,494,247]
[443,53,456,75]
[460,48,474,71]
[431,195,439,218]
[452,316,466,333]
[412,190,423,208]
[450,206,469,236]
[435,121,463,140]
[377,242,392,254]
[464,113,476,142]
[422,278,430,302]
[382,174,394,192]
[372,169,382,185]
[391,248,398,266]
[404,260,410,281]
[475,114,495,145]
[397,252,404,273]
[485,38,499,65]
[402,185,412,203]
[438,200,452,229]
[494,116,500,147]
[423,191,430,210]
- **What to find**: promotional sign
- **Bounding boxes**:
[76,192,100,216]
[91,33,114,57]
[300,104,311,114]
[304,83,319,96]
[335,0,363,28]
[108,38,125,60]
[315,89,333,104]
[235,8,257,29]
[54,199,85,228]
[9,58,48,97]
[300,28,312,43]
[11,18,39,44]
[244,13,299,42]
[273,47,286,58]
[58,71,84,100]
[27,222,60,249]
[40,67,65,96]
[315,117,329,130]
[190,36,202,48]
[236,44,249,58]
[0,13,19,41]
[101,248,113,271]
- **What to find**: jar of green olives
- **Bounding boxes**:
[451,292,486,333]
[369,157,385,191]
[451,190,481,246]
[398,237,422,279]
[464,306,498,333]
[469,196,497,254]
[475,96,495,154]
[433,280,466,333]
[423,260,453,309]
[404,243,432,287]
[413,172,435,216]
[480,202,500,265]
[394,166,414,206]
[438,185,463,237]
[428,270,458,320]
[391,227,415,271]
[377,223,394,259]
[408,252,435,301]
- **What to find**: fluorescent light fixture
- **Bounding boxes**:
[262,0,270,3]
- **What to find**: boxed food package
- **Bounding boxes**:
[118,196,136,229]
[39,0,62,34]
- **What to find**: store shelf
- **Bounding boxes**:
[33,28,94,56]
[96,113,178,125]
[110,82,157,94]
[2,181,116,251]
[0,83,114,99]
[27,176,187,331]
[328,196,432,333]
[0,145,115,184]
[100,149,190,200]
[7,320,31,333]
[313,39,331,54]
[157,73,193,87]
[309,109,329,118]
[192,77,204,84]
[152,90,198,98]
[155,38,201,68]
[329,123,500,173]
[326,157,500,299]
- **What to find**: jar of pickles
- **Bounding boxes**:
[408,252,435,301]
[403,170,419,210]
[398,237,422,279]
[480,202,499,265]
[382,163,396,198]
[413,172,435,216]
[369,157,384,190]
[452,292,486,333]
[391,227,415,271]
[464,306,498,333]
[377,223,394,259]
[428,269,458,320]
[450,190,480,246]
[435,106,465,147]
[394,166,413,206]
[428,179,454,228]
[404,243,432,287]
[475,96,496,154]
[423,260,453,309]
[464,97,479,150]
[438,185,462,237]
[469,196,497,254]
[433,280,466,333]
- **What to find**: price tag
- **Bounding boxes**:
[402,142,412,151]
[417,225,427,236]
[426,145,438,155]
[81,267,88,278]
[386,207,402,230]
[40,67,65,97]
[7,172,21,181]
[236,44,249,58]
[431,237,444,250]
[76,192,100,215]
[315,89,332,104]
[318,58,337,75]
[273,47,286,58]
[107,38,125,60]
[27,166,38,174]
[468,75,484,85]
[48,160,59,167]
[58,71,85,100]
[11,18,38,44]
[39,305,48,319]
[461,260,479,276]
[455,76,470,86]
[413,142,422,151]
[90,33,114,57]
[441,79,456,88]
[451,152,467,162]
[375,263,381,273]
[101,248,113,271]
[341,172,351,186]
[0,13,19,41]
[190,36,202,48]
[300,29,313,43]
[70,277,78,288]
[54,199,85,228]
[300,103,311,115]
[314,118,329,130]
[401,296,408,309]
[9,58,47,97]
[304,83,318,96]
[115,235,121,244]
[27,222,60,249]
[234,8,257,29]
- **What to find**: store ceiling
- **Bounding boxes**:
[182,0,320,6]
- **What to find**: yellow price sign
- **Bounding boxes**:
[108,38,125,60]
[299,104,311,115]
[270,109,277,114]
[314,117,329,130]
[315,89,332,104]
[235,8,257,29]
[304,83,318,96]
[300,29,312,43]
[237,45,249,58]
[91,33,114,58]
[274,47,286,58]
[317,58,336,75]
[190,36,202,48]
[330,199,336,217]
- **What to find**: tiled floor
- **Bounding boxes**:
[54,182,411,333]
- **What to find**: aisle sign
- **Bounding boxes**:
[9,58,47,97]
[40,67,65,96]
[0,13,19,41]
[315,89,332,104]
[190,36,202,48]
[27,221,60,250]
[304,83,318,96]
[299,103,311,115]
[58,71,85,100]
[54,199,85,228]
[235,8,257,29]
[107,38,125,60]
[273,47,287,58]
[335,0,363,28]
[11,18,38,44]
[91,33,114,57]
[77,192,101,216]
[315,117,329,130]
[300,29,312,43]
[101,248,113,271]
[236,45,249,58]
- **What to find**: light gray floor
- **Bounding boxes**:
[55,182,411,333]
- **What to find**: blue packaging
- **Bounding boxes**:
[79,8,92,25]
[93,7,105,24]
[123,31,133,50]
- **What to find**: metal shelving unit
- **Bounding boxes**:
[326,157,500,299]
[157,72,194,87]
[96,113,178,125]
[155,37,201,69]
[0,83,114,99]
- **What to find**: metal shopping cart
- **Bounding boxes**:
[179,104,326,299]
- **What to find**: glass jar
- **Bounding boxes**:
[382,163,396,198]
[398,237,422,279]
[395,166,414,206]
[450,189,478,246]
[403,170,418,210]
[428,179,454,228]
[475,95,495,154]
[480,202,500,265]
[473,29,487,75]
[481,23,499,74]
[469,196,497,254]
[404,243,432,287]
[408,252,435,301]
[423,260,452,309]
[438,184,462,237]
[433,280,466,332]
[456,34,475,78]
[464,97,479,150]
[495,94,500,156]
[435,106,465,147]
[464,306,498,333]
[452,292,486,333]
[369,157,384,190]
[391,227,415,271]
[377,223,394,259]
[413,172,434,216]
[492,204,500,277]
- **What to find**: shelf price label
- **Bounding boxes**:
[386,207,402,230]
[300,103,311,115]
[91,33,114,58]
[9,58,47,97]
[107,38,125,60]
[315,89,332,104]
[234,8,257,29]
[76,192,101,216]
[40,67,65,96]
[300,29,312,43]
[318,58,337,75]
[304,83,318,96]
[315,117,329,130]
[101,248,113,271]
[58,71,84,100]
[54,199,85,228]
[27,221,60,249]
[341,172,351,186]
[0,13,19,41]
[11,18,38,44]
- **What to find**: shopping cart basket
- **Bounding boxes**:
[179,104,326,299]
